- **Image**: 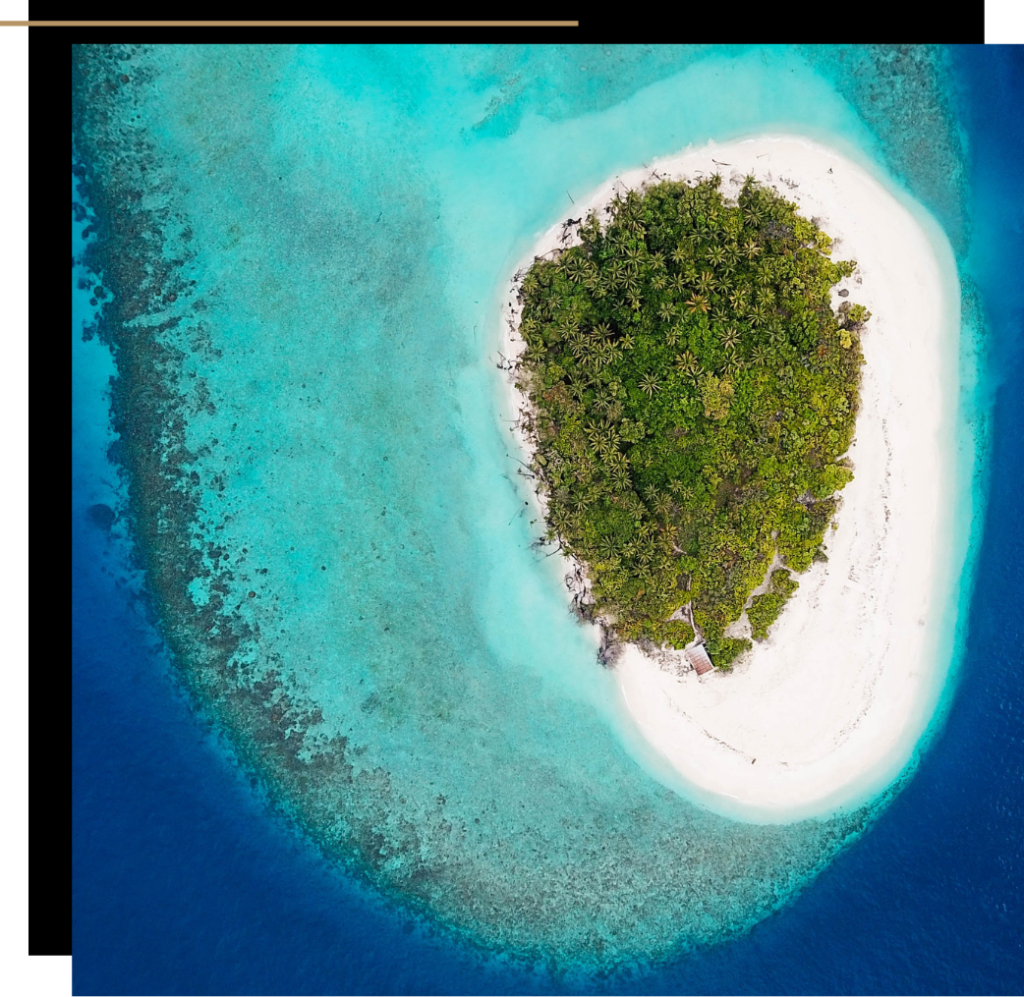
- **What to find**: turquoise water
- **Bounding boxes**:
[73,44,987,973]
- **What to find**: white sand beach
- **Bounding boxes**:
[500,135,959,821]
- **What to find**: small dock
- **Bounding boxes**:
[685,643,715,676]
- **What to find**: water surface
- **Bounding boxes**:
[72,44,1022,992]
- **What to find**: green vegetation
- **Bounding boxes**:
[515,175,868,662]
[747,568,800,641]
[704,635,753,670]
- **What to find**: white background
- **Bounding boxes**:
[989,0,1024,40]
[0,0,42,992]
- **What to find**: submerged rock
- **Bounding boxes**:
[86,502,116,534]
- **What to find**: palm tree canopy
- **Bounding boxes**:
[515,173,865,660]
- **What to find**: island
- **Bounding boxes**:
[501,137,959,819]
[512,173,870,671]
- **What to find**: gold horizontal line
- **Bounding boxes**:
[2,20,578,26]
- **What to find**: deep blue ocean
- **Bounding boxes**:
[72,46,1023,994]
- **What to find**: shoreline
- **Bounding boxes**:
[500,135,960,821]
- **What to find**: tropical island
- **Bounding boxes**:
[501,136,958,818]
[513,174,871,670]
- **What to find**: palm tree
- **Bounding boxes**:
[639,374,660,396]
[612,466,632,491]
[696,270,716,294]
[564,257,588,284]
[743,239,762,260]
[556,316,578,340]
[610,451,630,474]
[596,342,617,368]
[685,294,710,314]
[721,327,741,351]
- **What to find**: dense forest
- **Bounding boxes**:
[514,175,869,667]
